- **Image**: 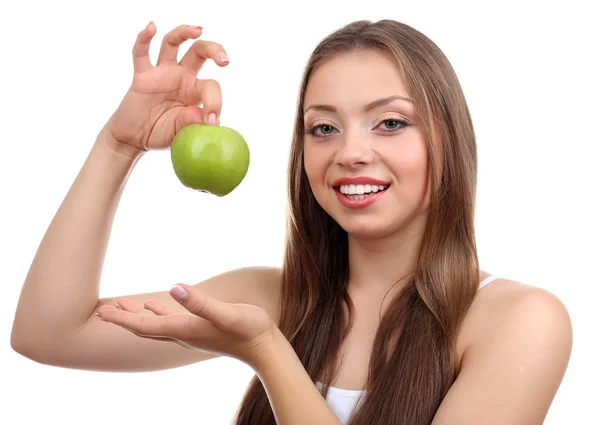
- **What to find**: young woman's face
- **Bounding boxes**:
[303,50,433,239]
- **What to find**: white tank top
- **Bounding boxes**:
[318,275,498,424]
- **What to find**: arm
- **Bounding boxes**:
[431,286,572,425]
[11,132,144,359]
[9,130,220,371]
[93,282,339,424]
[253,329,343,425]
[10,22,280,373]
[11,124,280,373]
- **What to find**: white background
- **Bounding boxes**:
[1,0,598,423]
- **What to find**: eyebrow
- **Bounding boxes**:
[303,95,413,115]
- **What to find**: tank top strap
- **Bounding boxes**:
[478,275,497,289]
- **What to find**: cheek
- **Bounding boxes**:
[409,147,432,205]
[387,140,431,209]
[303,146,325,186]
[393,142,429,184]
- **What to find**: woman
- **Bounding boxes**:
[10,19,572,425]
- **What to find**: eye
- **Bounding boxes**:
[305,124,338,137]
[377,118,409,132]
[305,118,409,138]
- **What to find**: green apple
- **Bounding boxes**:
[170,124,250,196]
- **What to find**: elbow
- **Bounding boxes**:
[10,310,36,357]
[11,335,59,366]
[10,329,36,360]
[10,323,56,365]
[10,326,39,360]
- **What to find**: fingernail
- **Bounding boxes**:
[115,303,123,310]
[170,285,189,301]
[191,25,203,30]
[208,113,217,125]
[218,52,229,63]
[146,21,154,29]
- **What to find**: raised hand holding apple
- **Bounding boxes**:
[102,22,229,156]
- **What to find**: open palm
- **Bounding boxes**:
[96,283,276,367]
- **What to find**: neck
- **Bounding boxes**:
[347,217,425,301]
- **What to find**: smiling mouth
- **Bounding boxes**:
[335,183,390,200]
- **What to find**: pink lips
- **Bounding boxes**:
[331,176,390,187]
[331,176,390,209]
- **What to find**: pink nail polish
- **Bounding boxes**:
[170,285,189,301]
[218,52,229,63]
[208,113,217,125]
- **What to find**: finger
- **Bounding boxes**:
[132,21,157,73]
[97,305,205,343]
[174,105,206,133]
[115,298,155,315]
[157,24,203,65]
[143,300,181,316]
[170,284,238,332]
[97,308,168,337]
[195,79,222,125]
[179,40,230,75]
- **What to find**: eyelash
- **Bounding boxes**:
[305,118,410,138]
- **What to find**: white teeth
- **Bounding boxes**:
[339,184,389,195]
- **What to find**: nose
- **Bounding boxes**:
[334,131,375,168]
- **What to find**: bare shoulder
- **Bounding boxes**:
[459,277,572,360]
[435,278,573,424]
[467,278,569,337]
[457,279,573,377]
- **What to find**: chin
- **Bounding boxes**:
[336,216,396,240]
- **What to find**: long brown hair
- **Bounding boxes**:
[234,19,480,425]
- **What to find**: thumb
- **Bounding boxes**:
[174,105,205,133]
[170,284,233,330]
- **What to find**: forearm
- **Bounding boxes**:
[254,329,343,425]
[11,128,144,353]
